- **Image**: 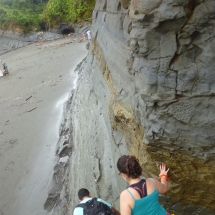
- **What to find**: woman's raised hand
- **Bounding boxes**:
[159,163,169,176]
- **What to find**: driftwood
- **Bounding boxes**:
[25,107,37,113]
[26,96,32,101]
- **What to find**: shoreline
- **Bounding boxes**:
[0,37,88,215]
[0,34,85,56]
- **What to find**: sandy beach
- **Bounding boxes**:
[0,37,88,215]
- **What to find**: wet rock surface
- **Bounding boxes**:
[44,0,215,214]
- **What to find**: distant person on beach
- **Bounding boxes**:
[73,188,120,215]
[86,30,91,42]
[3,63,8,71]
[3,63,9,75]
[85,30,91,50]
[117,155,173,215]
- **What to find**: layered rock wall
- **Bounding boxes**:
[46,0,215,214]
[0,30,61,55]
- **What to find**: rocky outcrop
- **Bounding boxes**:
[0,23,92,56]
[45,0,215,214]
[0,30,62,55]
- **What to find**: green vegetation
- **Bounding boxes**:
[0,0,95,33]
[44,0,95,26]
[0,0,48,33]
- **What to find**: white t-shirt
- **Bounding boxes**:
[0,70,3,77]
[73,197,112,215]
[86,31,91,40]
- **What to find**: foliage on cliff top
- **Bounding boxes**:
[44,0,95,25]
[0,0,48,33]
[0,0,95,33]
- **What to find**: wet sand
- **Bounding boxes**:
[0,37,88,215]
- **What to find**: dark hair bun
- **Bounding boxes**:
[117,155,142,179]
[127,156,142,178]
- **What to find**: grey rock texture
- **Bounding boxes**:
[45,62,129,215]
[0,23,92,56]
[0,30,63,55]
[45,0,215,214]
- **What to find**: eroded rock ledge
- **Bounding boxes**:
[45,1,215,214]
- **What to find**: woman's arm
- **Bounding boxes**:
[120,191,132,215]
[155,163,170,194]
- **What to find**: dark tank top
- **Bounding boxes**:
[128,179,147,198]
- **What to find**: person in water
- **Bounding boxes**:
[117,155,171,215]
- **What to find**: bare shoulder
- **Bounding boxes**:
[120,189,134,209]
[147,177,168,194]
[146,177,159,183]
[121,189,129,197]
[120,189,131,200]
[145,178,156,193]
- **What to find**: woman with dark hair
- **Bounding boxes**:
[117,155,171,215]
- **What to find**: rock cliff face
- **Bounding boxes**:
[45,0,215,214]
[0,30,61,55]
